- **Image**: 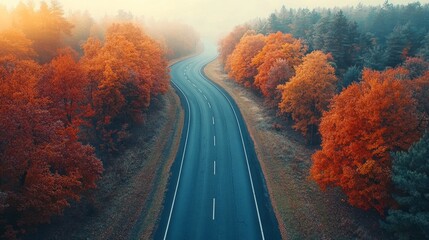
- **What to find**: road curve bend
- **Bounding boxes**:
[155,46,281,240]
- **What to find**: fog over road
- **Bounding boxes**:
[154,46,281,240]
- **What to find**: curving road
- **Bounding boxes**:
[154,45,281,240]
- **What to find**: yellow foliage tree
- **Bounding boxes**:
[278,51,337,142]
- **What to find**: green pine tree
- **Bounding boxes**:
[340,65,361,89]
[363,45,387,70]
[267,13,282,33]
[385,24,414,67]
[382,133,429,239]
[418,32,429,61]
[311,14,331,51]
[322,11,359,71]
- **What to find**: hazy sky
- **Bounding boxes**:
[3,0,429,39]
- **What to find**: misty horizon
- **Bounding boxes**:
[3,0,429,39]
[1,0,429,239]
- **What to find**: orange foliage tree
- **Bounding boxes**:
[225,32,265,87]
[252,32,307,97]
[0,56,102,238]
[11,1,73,63]
[278,51,337,142]
[0,2,174,238]
[0,28,36,59]
[81,23,169,152]
[311,68,423,214]
[218,25,250,67]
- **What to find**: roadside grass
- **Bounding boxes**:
[204,59,389,240]
[134,90,184,240]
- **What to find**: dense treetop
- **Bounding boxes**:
[219,2,429,236]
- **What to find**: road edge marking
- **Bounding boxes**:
[163,72,192,240]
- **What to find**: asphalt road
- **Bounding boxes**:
[154,46,281,240]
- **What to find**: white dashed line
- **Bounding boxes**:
[203,95,207,100]
[212,198,216,220]
[200,71,266,240]
[208,102,211,108]
[213,135,216,146]
[212,117,215,125]
[214,161,216,175]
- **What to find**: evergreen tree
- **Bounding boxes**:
[290,9,319,41]
[325,11,350,69]
[327,11,358,69]
[340,65,361,89]
[385,24,412,67]
[267,13,282,33]
[267,7,291,34]
[364,45,387,70]
[278,5,288,20]
[311,14,331,51]
[382,133,429,239]
[370,1,397,43]
[315,11,359,71]
[277,5,291,33]
[417,32,429,61]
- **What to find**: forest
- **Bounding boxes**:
[218,2,429,238]
[0,1,199,239]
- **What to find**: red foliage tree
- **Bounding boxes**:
[406,70,429,130]
[252,32,307,97]
[265,59,295,107]
[402,57,429,79]
[40,48,93,127]
[0,56,103,237]
[311,68,423,214]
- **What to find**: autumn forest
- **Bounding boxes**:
[1,0,429,239]
[219,2,429,239]
[0,1,199,239]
